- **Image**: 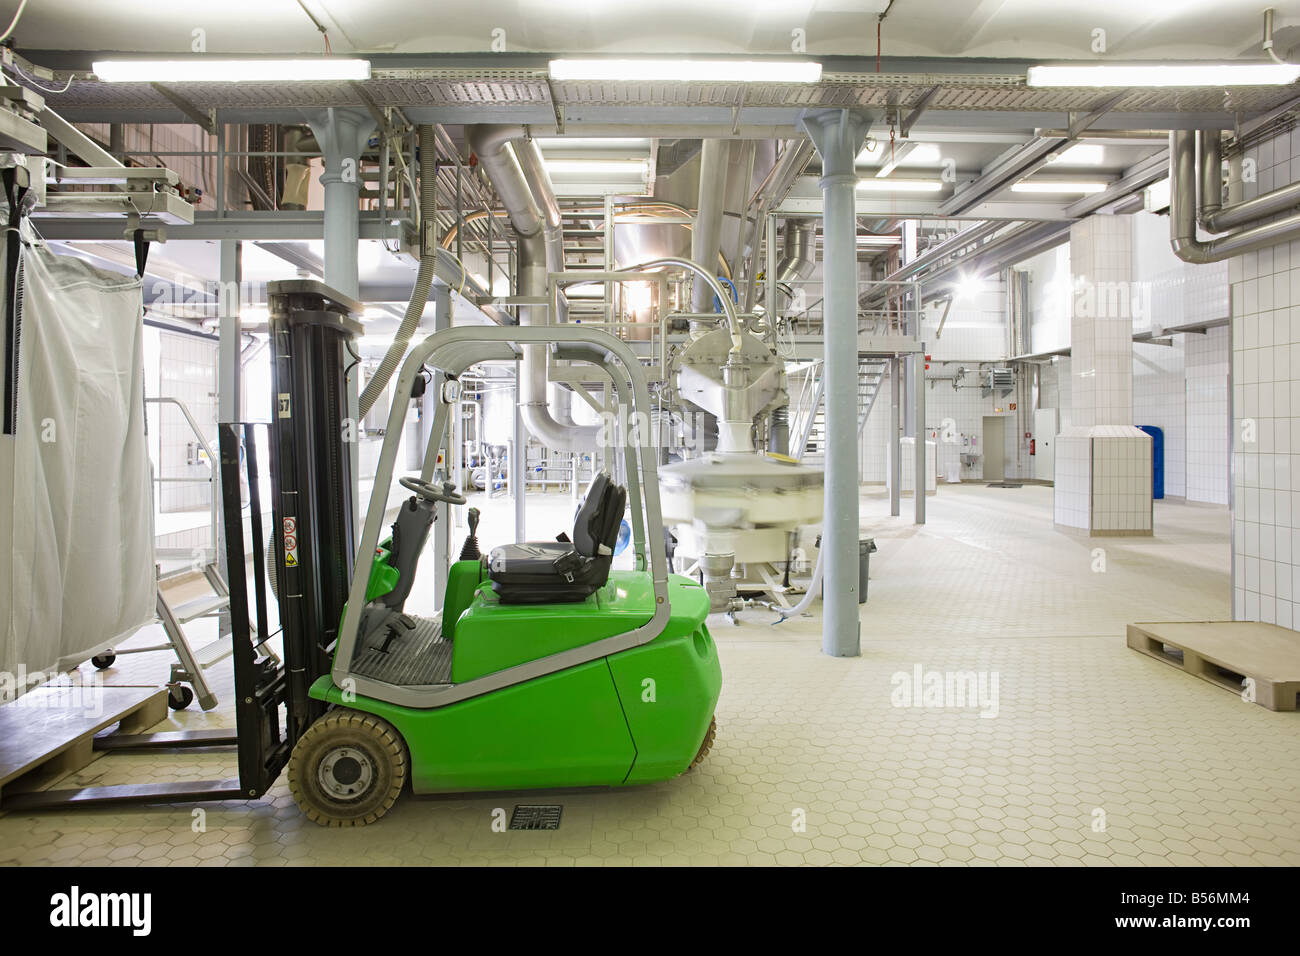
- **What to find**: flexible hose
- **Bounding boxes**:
[358,124,437,417]
[771,543,824,625]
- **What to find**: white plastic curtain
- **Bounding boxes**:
[0,236,155,676]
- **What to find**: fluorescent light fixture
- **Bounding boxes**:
[535,138,651,150]
[1048,143,1104,165]
[1027,62,1300,88]
[874,143,943,177]
[548,58,821,84]
[544,159,648,175]
[1011,181,1108,194]
[856,179,943,192]
[92,58,371,82]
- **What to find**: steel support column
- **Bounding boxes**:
[890,356,901,518]
[799,108,873,659]
[431,282,452,608]
[307,109,375,300]
[913,351,926,524]
[215,240,242,620]
[513,359,526,541]
[308,108,375,541]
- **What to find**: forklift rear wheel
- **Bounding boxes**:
[91,652,116,670]
[288,710,408,826]
[687,715,717,771]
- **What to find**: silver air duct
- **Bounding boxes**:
[1196,129,1300,233]
[1170,130,1300,265]
[776,218,817,282]
[690,139,731,314]
[467,125,599,452]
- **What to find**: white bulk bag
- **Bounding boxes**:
[0,237,155,676]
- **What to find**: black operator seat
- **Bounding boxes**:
[487,471,627,604]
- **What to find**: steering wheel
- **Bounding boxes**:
[399,476,467,506]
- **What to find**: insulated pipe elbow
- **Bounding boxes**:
[1169,129,1300,265]
[513,136,569,320]
[625,255,745,353]
[1197,129,1222,228]
[518,234,600,452]
[776,218,817,282]
[466,124,544,240]
[470,125,597,451]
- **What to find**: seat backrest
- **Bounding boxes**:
[572,471,626,558]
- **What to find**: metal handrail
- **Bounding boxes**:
[147,396,218,558]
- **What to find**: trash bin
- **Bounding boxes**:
[859,538,877,604]
[814,535,877,602]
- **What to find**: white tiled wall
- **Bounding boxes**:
[1039,357,1072,430]
[1052,429,1154,534]
[1053,432,1091,528]
[1132,339,1187,498]
[923,366,1019,481]
[1185,325,1230,505]
[859,364,1020,483]
[1229,128,1300,625]
[894,438,937,494]
[1026,245,1072,355]
[1025,214,1230,511]
[1070,216,1136,429]
[1089,430,1154,534]
[923,281,1008,363]
[152,333,218,542]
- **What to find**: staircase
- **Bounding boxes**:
[856,356,890,435]
[791,354,891,463]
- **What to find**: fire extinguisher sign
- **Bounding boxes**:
[283,516,299,568]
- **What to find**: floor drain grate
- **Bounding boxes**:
[987,482,1023,488]
[509,805,563,830]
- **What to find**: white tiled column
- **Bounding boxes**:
[1053,216,1154,535]
[1229,129,1300,626]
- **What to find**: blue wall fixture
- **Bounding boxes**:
[1138,425,1164,500]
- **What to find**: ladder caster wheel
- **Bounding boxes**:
[91,652,116,670]
[168,684,195,710]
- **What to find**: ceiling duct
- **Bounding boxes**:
[690,139,731,313]
[1169,129,1300,264]
[467,124,598,451]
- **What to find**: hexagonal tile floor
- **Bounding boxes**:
[3,484,1296,866]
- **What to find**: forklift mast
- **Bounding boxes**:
[264,280,364,738]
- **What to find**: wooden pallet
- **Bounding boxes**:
[0,685,168,800]
[1127,621,1300,712]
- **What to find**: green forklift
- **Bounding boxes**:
[282,316,721,825]
[0,281,718,825]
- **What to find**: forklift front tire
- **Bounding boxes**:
[687,715,717,772]
[288,710,408,826]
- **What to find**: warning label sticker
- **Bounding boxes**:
[283,516,299,567]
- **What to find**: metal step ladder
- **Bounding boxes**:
[91,397,234,711]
